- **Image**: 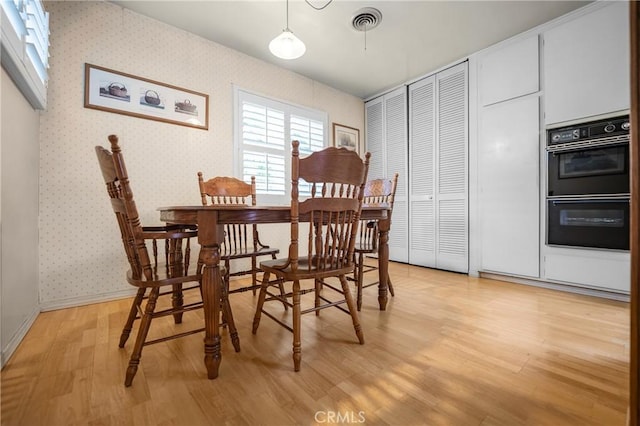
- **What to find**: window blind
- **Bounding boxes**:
[235,89,328,202]
[1,0,49,109]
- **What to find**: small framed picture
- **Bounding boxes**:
[332,123,360,152]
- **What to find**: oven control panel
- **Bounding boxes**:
[548,115,630,146]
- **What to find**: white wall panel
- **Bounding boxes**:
[1,67,40,365]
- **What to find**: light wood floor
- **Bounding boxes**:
[1,263,630,425]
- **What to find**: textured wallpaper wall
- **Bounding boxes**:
[39,1,364,308]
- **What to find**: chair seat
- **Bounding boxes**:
[126,263,226,288]
[354,242,376,254]
[126,268,198,288]
[261,256,353,280]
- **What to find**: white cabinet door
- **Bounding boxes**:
[480,35,539,106]
[479,96,540,278]
[543,2,630,124]
[365,87,409,263]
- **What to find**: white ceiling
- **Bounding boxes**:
[110,0,591,99]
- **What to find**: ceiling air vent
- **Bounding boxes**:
[351,7,382,32]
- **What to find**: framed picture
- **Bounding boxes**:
[84,63,209,130]
[332,123,360,152]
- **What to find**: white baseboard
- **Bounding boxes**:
[480,271,630,302]
[1,306,39,368]
[39,288,136,312]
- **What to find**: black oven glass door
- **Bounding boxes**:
[547,198,630,250]
[547,144,629,196]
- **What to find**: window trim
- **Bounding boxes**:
[233,86,329,205]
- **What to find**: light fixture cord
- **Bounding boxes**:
[305,0,333,11]
[364,22,368,51]
[286,0,289,29]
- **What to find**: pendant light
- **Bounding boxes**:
[269,0,306,60]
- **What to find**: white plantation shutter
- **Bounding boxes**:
[241,102,286,194]
[1,0,50,109]
[235,89,328,202]
[291,115,325,154]
[24,0,49,82]
[291,115,325,195]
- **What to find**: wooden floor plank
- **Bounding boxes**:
[1,263,630,425]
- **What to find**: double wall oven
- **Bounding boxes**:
[546,114,630,251]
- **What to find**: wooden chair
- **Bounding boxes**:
[252,141,370,371]
[96,135,239,387]
[352,173,399,310]
[197,174,283,298]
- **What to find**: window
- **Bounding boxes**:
[1,0,50,109]
[234,88,328,203]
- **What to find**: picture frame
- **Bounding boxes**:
[332,123,360,152]
[84,63,209,130]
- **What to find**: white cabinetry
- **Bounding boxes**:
[541,1,630,293]
[480,36,539,106]
[408,62,468,273]
[543,1,630,124]
[365,87,409,263]
[544,249,630,293]
[479,97,540,277]
[477,36,541,278]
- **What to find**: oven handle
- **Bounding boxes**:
[549,197,630,206]
[546,136,629,153]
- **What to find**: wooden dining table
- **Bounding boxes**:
[158,204,391,380]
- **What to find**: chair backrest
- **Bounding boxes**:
[198,174,258,252]
[363,173,399,214]
[358,173,399,250]
[95,135,154,281]
[198,174,256,206]
[289,140,371,272]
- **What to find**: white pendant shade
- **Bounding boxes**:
[269,29,306,60]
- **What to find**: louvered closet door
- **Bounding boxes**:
[365,88,409,263]
[384,88,409,263]
[365,97,384,180]
[436,63,468,273]
[408,76,436,267]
